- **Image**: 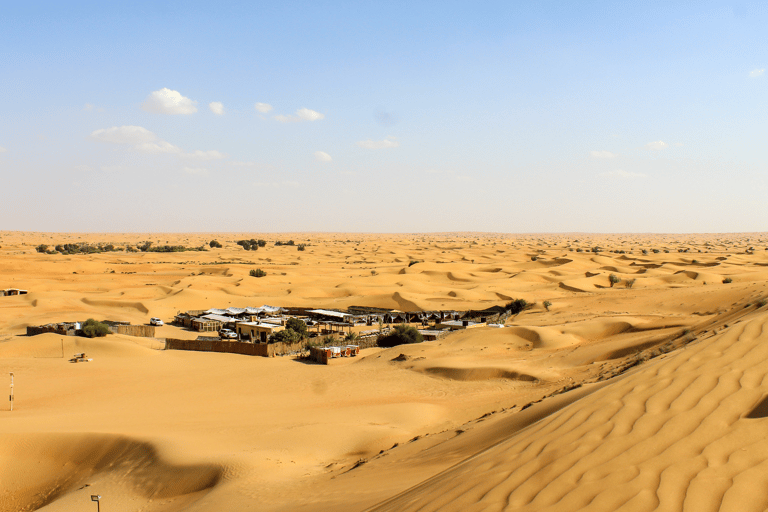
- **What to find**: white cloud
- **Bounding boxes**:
[297,108,324,121]
[91,125,158,145]
[356,136,400,149]
[601,169,647,179]
[135,140,181,154]
[255,102,273,113]
[180,149,226,161]
[645,140,668,150]
[314,151,332,162]
[589,150,616,159]
[209,102,224,115]
[749,68,765,78]
[274,107,325,123]
[183,166,208,176]
[91,126,225,164]
[141,88,198,115]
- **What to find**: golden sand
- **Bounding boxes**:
[1,231,768,511]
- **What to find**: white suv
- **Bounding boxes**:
[220,328,237,339]
[150,317,164,326]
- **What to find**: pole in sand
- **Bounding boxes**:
[9,372,14,411]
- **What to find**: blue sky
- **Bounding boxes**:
[1,1,766,232]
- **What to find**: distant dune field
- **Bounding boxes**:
[2,231,768,511]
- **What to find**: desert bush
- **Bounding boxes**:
[608,274,621,287]
[505,298,529,315]
[36,244,48,253]
[344,332,360,343]
[209,240,222,248]
[297,244,306,251]
[543,300,552,311]
[723,277,732,284]
[270,329,299,344]
[81,318,110,338]
[285,317,308,339]
[377,325,423,348]
[625,278,637,289]
[757,299,767,308]
[250,269,267,278]
[642,249,648,255]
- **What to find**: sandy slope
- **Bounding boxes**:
[2,231,768,511]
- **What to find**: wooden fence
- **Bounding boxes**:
[165,338,304,357]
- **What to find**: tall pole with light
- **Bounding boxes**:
[91,495,101,511]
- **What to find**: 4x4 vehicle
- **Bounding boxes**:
[150,317,164,326]
[219,328,237,339]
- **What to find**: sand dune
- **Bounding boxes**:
[3,231,768,510]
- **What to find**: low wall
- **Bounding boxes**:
[27,325,76,336]
[165,339,303,357]
[109,324,156,337]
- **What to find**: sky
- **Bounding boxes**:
[0,1,766,233]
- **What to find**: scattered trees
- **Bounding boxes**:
[237,239,259,251]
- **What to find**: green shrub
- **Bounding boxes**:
[543,300,552,311]
[81,318,110,338]
[36,244,48,253]
[377,325,423,348]
[250,269,267,278]
[625,278,637,289]
[297,244,306,251]
[285,317,308,339]
[209,240,222,248]
[608,274,621,287]
[723,277,732,284]
[270,329,299,344]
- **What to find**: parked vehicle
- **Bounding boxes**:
[150,317,164,326]
[219,328,237,339]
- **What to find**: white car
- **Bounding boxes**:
[219,329,237,339]
[150,317,164,326]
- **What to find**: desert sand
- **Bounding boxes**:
[2,231,768,511]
